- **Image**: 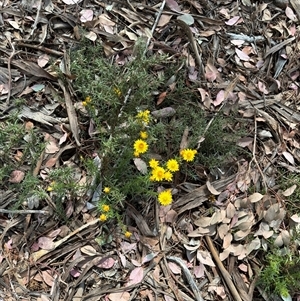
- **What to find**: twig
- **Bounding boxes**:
[0,209,49,214]
[5,38,16,106]
[143,0,166,56]
[16,42,64,56]
[205,236,243,301]
[29,0,43,38]
[249,115,268,192]
[167,256,205,301]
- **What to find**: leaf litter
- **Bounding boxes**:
[0,0,300,300]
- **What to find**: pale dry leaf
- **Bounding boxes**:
[133,158,147,175]
[96,257,115,269]
[42,270,54,287]
[206,181,221,195]
[80,9,93,23]
[127,267,144,286]
[48,229,61,238]
[282,184,297,196]
[38,237,55,250]
[38,54,49,68]
[213,90,225,106]
[44,157,57,168]
[235,48,250,61]
[166,0,181,12]
[282,151,295,165]
[85,31,97,41]
[98,14,115,26]
[119,253,127,268]
[226,202,236,219]
[262,8,272,21]
[248,192,263,203]
[218,224,229,239]
[246,237,261,254]
[197,250,215,267]
[157,14,172,27]
[194,264,204,278]
[225,16,240,25]
[62,0,82,4]
[290,214,300,223]
[9,170,25,183]
[254,222,273,239]
[285,6,297,21]
[108,292,130,301]
[168,262,181,274]
[257,81,269,94]
[219,248,230,261]
[223,232,232,249]
[81,245,98,256]
[234,229,251,240]
[238,263,248,272]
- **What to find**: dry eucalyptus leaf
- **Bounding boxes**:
[194,216,211,227]
[197,250,215,267]
[223,232,233,249]
[282,184,297,196]
[81,245,98,256]
[248,192,263,203]
[206,181,221,195]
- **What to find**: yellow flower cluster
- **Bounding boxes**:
[149,158,180,183]
[82,96,92,106]
[180,149,197,162]
[114,87,122,97]
[124,231,132,238]
[136,110,151,124]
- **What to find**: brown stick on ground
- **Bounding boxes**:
[205,236,243,301]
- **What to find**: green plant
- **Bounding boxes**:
[259,246,300,298]
[70,38,244,234]
[0,114,47,209]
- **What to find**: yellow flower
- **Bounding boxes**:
[82,96,91,107]
[134,151,140,157]
[164,171,173,181]
[140,131,148,139]
[103,187,110,194]
[151,166,165,182]
[99,214,107,222]
[166,159,179,172]
[47,181,56,192]
[114,87,122,97]
[134,139,148,154]
[180,149,197,162]
[124,231,132,238]
[136,110,150,124]
[149,159,159,169]
[101,204,110,212]
[158,190,172,206]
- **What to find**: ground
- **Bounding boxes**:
[1,0,300,300]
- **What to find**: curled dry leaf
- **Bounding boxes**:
[206,181,221,195]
